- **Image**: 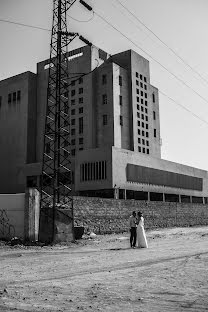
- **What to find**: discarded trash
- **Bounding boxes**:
[89,232,97,239]
[10,237,22,246]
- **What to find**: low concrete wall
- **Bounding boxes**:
[73,196,208,234]
[0,193,25,239]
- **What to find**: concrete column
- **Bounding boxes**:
[203,197,205,204]
[148,192,150,201]
[163,193,165,202]
[190,196,192,203]
[179,194,181,203]
[24,188,40,242]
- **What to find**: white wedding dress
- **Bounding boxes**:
[137,217,148,248]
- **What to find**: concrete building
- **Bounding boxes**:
[0,45,208,203]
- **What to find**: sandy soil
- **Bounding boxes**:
[0,226,208,312]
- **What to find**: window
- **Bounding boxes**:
[79,107,83,114]
[142,130,145,136]
[64,120,68,127]
[13,92,16,102]
[141,106,144,112]
[136,89,139,94]
[119,95,122,105]
[71,128,75,135]
[71,149,76,156]
[141,99,143,104]
[140,82,143,88]
[137,112,140,118]
[103,114,107,125]
[138,146,141,152]
[136,72,139,78]
[102,94,107,105]
[141,91,143,97]
[119,75,122,86]
[102,74,107,84]
[71,139,75,145]
[137,104,140,110]
[71,119,75,125]
[141,114,144,120]
[145,100,148,106]
[71,80,75,86]
[17,90,21,101]
[146,132,149,137]
[146,140,149,146]
[145,93,147,98]
[152,93,155,103]
[144,84,147,90]
[140,74,143,80]
[146,124,149,130]
[79,117,83,134]
[138,138,141,143]
[145,108,148,113]
[79,97,83,104]
[142,122,144,128]
[153,111,156,120]
[142,147,145,153]
[144,77,147,83]
[71,109,75,115]
[142,139,145,145]
[71,99,75,105]
[147,149,149,154]
[154,128,157,137]
[0,96,2,108]
[138,129,141,135]
[71,90,75,97]
[64,91,68,98]
[79,77,83,84]
[137,120,140,126]
[79,88,83,94]
[120,115,123,126]
[137,96,139,102]
[79,138,83,145]
[145,116,148,122]
[136,80,139,86]
[80,161,107,182]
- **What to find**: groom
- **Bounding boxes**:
[129,211,137,248]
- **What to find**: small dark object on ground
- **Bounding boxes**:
[74,226,84,240]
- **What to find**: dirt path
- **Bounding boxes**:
[0,226,208,311]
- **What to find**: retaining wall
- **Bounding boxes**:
[73,196,208,234]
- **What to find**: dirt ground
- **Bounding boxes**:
[0,226,208,312]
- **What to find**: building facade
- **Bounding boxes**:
[0,45,208,203]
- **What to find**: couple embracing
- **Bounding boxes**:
[129,211,148,249]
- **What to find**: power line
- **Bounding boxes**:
[93,10,208,106]
[159,90,208,126]
[68,11,94,22]
[115,0,208,87]
[0,18,51,32]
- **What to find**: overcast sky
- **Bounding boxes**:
[1,0,208,171]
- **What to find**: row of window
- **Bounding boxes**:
[136,80,147,90]
[71,107,83,115]
[80,161,107,182]
[138,138,149,146]
[138,146,149,154]
[0,91,21,108]
[137,97,148,106]
[136,89,147,98]
[136,72,147,83]
[65,88,83,98]
[70,117,83,133]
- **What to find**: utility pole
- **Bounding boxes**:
[40,0,77,242]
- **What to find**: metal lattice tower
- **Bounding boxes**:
[40,0,77,236]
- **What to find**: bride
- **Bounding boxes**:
[137,211,148,248]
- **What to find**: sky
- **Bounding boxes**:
[1,0,208,171]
